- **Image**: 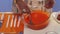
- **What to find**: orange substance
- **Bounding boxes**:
[24,10,50,30]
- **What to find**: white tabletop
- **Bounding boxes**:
[24,12,60,34]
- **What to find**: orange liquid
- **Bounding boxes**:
[24,10,50,30]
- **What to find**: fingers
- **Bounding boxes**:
[16,0,31,14]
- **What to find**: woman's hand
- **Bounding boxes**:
[44,0,55,9]
[16,0,31,14]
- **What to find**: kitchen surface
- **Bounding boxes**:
[0,0,60,34]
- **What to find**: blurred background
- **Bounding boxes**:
[0,0,60,12]
[53,0,60,12]
[0,0,13,12]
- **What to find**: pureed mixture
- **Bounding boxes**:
[24,10,50,30]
